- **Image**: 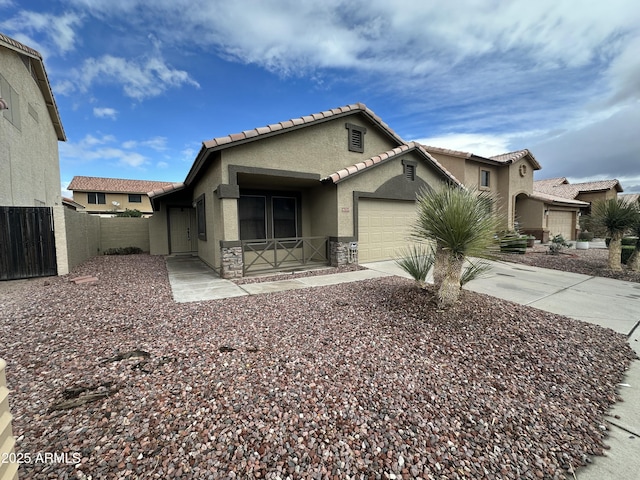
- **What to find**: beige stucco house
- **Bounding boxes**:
[68,176,175,216]
[528,177,624,240]
[148,103,464,277]
[422,146,542,233]
[0,32,69,281]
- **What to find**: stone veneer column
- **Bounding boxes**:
[220,245,243,278]
[330,239,350,267]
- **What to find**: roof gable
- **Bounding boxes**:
[489,149,541,170]
[0,32,65,141]
[534,178,623,200]
[322,141,462,186]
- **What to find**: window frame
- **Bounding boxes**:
[128,194,142,203]
[239,190,302,241]
[239,194,268,241]
[87,192,106,204]
[480,169,491,189]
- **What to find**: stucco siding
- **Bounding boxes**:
[0,46,60,207]
[73,192,155,214]
[516,197,544,231]
[149,208,169,255]
[219,114,399,181]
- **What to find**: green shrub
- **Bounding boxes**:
[395,243,435,287]
[548,234,572,255]
[622,246,635,264]
[103,246,144,255]
[578,231,594,241]
[500,233,527,254]
[461,260,491,285]
[116,209,143,217]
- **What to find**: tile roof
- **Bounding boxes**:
[322,141,462,186]
[421,145,472,159]
[529,191,589,207]
[489,149,542,169]
[0,32,66,141]
[534,178,623,200]
[147,182,186,199]
[68,176,176,194]
[201,103,405,150]
[620,193,639,204]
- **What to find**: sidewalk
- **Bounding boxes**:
[165,254,639,479]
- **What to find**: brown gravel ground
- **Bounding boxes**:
[496,245,640,283]
[0,254,637,480]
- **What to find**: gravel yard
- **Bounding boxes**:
[497,245,640,283]
[0,254,636,479]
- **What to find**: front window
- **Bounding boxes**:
[239,192,300,240]
[88,192,106,204]
[128,194,142,203]
[239,195,267,240]
[196,194,206,240]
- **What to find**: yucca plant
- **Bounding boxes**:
[626,197,640,271]
[591,198,638,271]
[395,242,435,288]
[412,183,501,307]
[460,259,492,286]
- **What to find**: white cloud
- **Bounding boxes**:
[0,11,82,55]
[413,133,513,157]
[157,161,169,169]
[60,53,199,100]
[122,137,168,151]
[60,134,149,168]
[93,107,118,119]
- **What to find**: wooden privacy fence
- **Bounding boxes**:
[0,206,57,281]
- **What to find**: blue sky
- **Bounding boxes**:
[2,0,640,194]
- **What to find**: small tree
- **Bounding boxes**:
[627,197,640,271]
[412,183,501,307]
[116,209,143,217]
[591,198,637,271]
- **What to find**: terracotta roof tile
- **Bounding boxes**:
[529,191,589,206]
[148,182,185,198]
[422,145,472,159]
[200,102,406,152]
[533,178,622,200]
[68,176,176,194]
[322,142,462,186]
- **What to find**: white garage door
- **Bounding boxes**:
[358,199,417,262]
[547,210,574,240]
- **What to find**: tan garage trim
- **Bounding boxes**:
[358,198,417,262]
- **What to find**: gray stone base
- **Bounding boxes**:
[330,240,357,267]
[220,245,243,278]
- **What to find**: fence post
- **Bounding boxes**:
[0,359,19,480]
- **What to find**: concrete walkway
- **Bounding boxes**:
[165,254,640,479]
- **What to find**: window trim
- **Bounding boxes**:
[239,194,268,241]
[239,190,302,241]
[480,169,491,190]
[87,192,106,204]
[128,194,142,203]
[271,196,298,239]
[345,122,367,153]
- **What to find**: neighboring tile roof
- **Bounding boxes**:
[322,141,462,186]
[620,193,639,204]
[201,103,406,150]
[62,197,85,209]
[422,145,472,159]
[489,149,542,169]
[68,176,176,194]
[529,191,589,207]
[534,178,623,200]
[0,32,66,141]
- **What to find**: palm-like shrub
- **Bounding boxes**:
[395,242,435,288]
[627,197,640,271]
[412,184,501,307]
[592,198,638,271]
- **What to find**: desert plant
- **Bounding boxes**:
[412,183,501,307]
[395,242,435,288]
[578,231,594,242]
[547,234,572,255]
[591,198,638,271]
[460,260,492,285]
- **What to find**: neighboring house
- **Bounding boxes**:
[0,32,67,280]
[62,196,85,211]
[530,177,624,240]
[620,193,639,205]
[148,103,463,277]
[68,176,176,216]
[422,146,542,233]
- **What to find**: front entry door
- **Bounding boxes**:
[169,208,197,253]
